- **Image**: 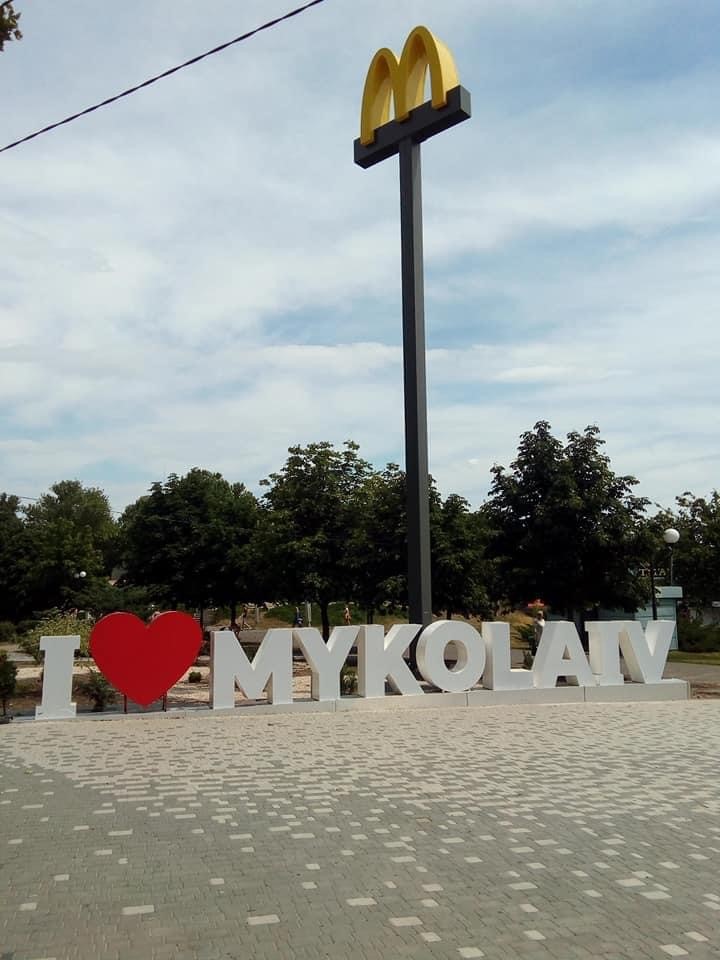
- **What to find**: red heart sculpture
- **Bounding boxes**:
[90,612,202,707]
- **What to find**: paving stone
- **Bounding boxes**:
[0,701,718,959]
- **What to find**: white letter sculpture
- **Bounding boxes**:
[619,620,675,683]
[586,622,626,685]
[293,626,359,701]
[532,621,595,688]
[210,629,292,708]
[36,635,78,720]
[31,616,679,721]
[482,621,533,690]
[357,624,423,697]
[587,620,675,684]
[417,620,485,693]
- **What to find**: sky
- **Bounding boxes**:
[2,0,720,515]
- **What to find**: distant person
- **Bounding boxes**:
[294,606,303,627]
[343,605,351,625]
[241,605,249,630]
[532,611,545,655]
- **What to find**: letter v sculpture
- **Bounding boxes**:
[354,26,471,668]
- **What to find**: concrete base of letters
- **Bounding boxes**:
[584,679,688,702]
[336,691,469,711]
[19,679,690,722]
[466,686,585,706]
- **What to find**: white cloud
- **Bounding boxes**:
[1,0,719,517]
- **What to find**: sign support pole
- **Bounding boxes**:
[399,137,433,648]
[354,27,472,669]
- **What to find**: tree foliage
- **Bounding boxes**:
[0,2,22,52]
[5,429,714,639]
[349,464,408,622]
[21,481,117,614]
[669,490,720,608]
[432,493,491,619]
[0,494,30,621]
[349,467,490,623]
[18,613,93,662]
[120,469,260,622]
[0,650,18,716]
[485,422,650,621]
[260,442,372,639]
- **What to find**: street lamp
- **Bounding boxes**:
[663,528,680,585]
[650,529,680,620]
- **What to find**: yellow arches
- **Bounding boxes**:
[359,26,460,146]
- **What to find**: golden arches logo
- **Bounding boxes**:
[359,26,460,146]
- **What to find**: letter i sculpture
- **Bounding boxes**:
[354,26,471,668]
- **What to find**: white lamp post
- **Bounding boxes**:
[663,528,680,585]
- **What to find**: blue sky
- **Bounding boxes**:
[2,0,720,513]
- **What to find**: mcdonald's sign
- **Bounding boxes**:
[354,29,471,648]
[354,25,471,169]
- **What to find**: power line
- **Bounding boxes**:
[0,0,329,154]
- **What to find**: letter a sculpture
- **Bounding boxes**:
[354,26,471,667]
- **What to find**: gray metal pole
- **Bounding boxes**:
[650,562,658,620]
[399,137,433,642]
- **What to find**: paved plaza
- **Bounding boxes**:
[1,701,719,960]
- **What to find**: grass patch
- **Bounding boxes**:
[262,603,497,633]
[668,651,720,666]
[262,602,412,631]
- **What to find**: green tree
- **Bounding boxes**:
[0,493,32,621]
[349,464,407,622]
[260,442,373,640]
[432,494,491,620]
[18,612,93,662]
[22,481,118,614]
[0,650,18,716]
[0,1,22,52]
[69,578,161,622]
[349,467,491,623]
[668,491,720,609]
[120,469,260,624]
[485,422,649,626]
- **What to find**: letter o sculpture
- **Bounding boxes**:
[416,620,486,693]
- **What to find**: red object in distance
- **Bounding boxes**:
[90,612,202,707]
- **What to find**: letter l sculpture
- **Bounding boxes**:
[354,25,471,668]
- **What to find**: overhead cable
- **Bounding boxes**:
[0,0,328,154]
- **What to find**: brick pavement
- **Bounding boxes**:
[1,701,719,960]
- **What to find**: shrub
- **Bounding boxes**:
[0,621,16,644]
[19,614,93,663]
[77,669,116,712]
[187,670,202,683]
[340,665,358,695]
[677,618,720,653]
[516,622,538,655]
[0,652,18,716]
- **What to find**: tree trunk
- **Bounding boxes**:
[366,608,374,624]
[446,609,453,620]
[230,599,237,626]
[320,600,331,642]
